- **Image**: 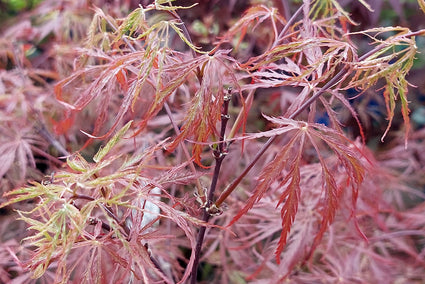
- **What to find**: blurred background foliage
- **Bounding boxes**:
[0,0,42,16]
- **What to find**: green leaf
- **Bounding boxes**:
[169,22,205,53]
[154,0,198,11]
[67,154,90,172]
[93,120,133,163]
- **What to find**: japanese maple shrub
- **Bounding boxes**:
[1,0,425,283]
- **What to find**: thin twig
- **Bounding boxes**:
[190,89,232,284]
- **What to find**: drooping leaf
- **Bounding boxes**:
[164,51,241,166]
[230,117,366,263]
[347,27,416,144]
[154,0,198,11]
[135,54,208,132]
[228,126,306,260]
[55,6,206,142]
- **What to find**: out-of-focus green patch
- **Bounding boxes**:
[0,0,43,24]
[1,0,42,13]
[5,0,27,11]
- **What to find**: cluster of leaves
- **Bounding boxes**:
[2,121,206,283]
[1,0,425,283]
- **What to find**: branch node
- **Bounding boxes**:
[206,204,223,216]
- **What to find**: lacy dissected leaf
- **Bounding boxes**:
[64,192,203,283]
[54,51,143,138]
[113,4,202,55]
[304,122,366,252]
[56,5,204,141]
[228,122,306,262]
[230,117,366,262]
[135,54,207,132]
[0,123,44,182]
[19,197,87,279]
[228,167,321,281]
[0,124,205,282]
[240,37,355,91]
[85,7,119,50]
[68,239,131,283]
[216,5,286,50]
[165,51,241,166]
[347,27,416,144]
[112,7,149,42]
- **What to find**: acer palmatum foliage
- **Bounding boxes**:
[1,0,425,283]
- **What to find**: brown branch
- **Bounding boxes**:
[190,88,232,284]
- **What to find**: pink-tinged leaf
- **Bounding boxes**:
[347,28,416,144]
[229,116,367,268]
[306,122,366,186]
[313,163,341,252]
[275,163,301,263]
[303,123,366,254]
[149,200,205,283]
[115,68,128,92]
[229,127,305,260]
[0,125,40,181]
[54,51,147,140]
[93,120,133,163]
[216,5,286,51]
[163,51,241,166]
[0,141,18,178]
[136,54,209,133]
[51,111,75,135]
[231,114,305,141]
